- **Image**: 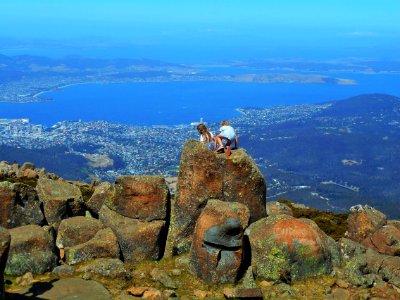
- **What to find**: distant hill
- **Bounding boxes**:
[237,93,400,217]
[319,93,400,117]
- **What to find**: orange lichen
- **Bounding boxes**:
[272,219,322,255]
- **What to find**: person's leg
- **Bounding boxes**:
[214,136,223,151]
[220,137,232,157]
[225,145,232,157]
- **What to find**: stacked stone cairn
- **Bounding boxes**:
[0,141,400,299]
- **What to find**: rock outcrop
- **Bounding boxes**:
[99,205,166,262]
[36,178,85,229]
[2,155,400,299]
[345,205,400,256]
[97,175,170,263]
[339,238,400,287]
[0,161,40,179]
[246,214,339,282]
[167,140,266,255]
[0,182,44,228]
[105,175,169,221]
[346,205,387,243]
[362,224,400,256]
[190,199,250,283]
[6,225,57,275]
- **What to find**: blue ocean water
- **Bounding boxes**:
[0,72,399,126]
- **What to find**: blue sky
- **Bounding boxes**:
[0,0,399,61]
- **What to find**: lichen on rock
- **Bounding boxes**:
[246,214,339,282]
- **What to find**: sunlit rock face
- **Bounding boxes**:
[346,205,400,256]
[346,205,387,243]
[167,140,266,255]
[104,175,169,221]
[97,175,170,263]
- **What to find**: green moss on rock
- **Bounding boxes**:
[0,175,37,188]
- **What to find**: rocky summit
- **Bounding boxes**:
[0,143,399,299]
[166,140,266,255]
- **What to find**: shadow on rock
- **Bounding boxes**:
[6,279,57,299]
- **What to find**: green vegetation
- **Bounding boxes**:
[0,175,37,188]
[278,199,348,241]
[0,145,91,182]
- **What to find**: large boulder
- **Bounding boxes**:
[167,140,266,255]
[36,178,85,229]
[6,225,57,275]
[0,227,10,299]
[99,205,166,262]
[0,182,44,228]
[86,182,114,215]
[245,214,339,282]
[104,175,170,221]
[56,216,105,249]
[362,224,400,256]
[190,200,250,283]
[64,228,120,265]
[346,205,387,243]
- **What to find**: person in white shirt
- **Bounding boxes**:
[197,123,215,150]
[214,120,238,157]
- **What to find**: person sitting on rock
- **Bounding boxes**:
[214,120,238,157]
[197,123,215,150]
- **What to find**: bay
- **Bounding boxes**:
[0,72,399,126]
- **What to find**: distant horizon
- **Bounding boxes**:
[1,1,399,63]
[0,46,399,65]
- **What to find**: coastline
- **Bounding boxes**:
[3,71,363,104]
[32,82,99,99]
